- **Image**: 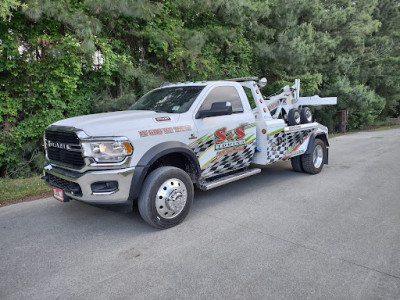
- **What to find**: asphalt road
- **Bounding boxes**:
[1,129,400,299]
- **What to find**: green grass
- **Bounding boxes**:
[364,124,400,132]
[0,175,51,203]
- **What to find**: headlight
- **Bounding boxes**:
[81,137,133,163]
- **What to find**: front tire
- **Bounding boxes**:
[301,139,326,174]
[138,166,194,229]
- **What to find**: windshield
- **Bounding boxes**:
[129,86,205,113]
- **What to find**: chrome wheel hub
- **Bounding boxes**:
[156,178,187,219]
[313,145,323,168]
[306,110,312,122]
[294,111,301,124]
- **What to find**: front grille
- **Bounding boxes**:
[47,148,85,167]
[45,130,85,168]
[47,173,82,196]
[45,131,79,144]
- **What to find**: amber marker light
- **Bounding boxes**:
[263,108,267,112]
[259,99,263,103]
[123,142,133,155]
[256,89,260,94]
[262,129,266,134]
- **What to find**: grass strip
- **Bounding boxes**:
[329,124,400,138]
[0,175,51,206]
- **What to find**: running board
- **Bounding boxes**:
[202,168,261,191]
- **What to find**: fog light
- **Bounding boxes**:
[91,181,119,194]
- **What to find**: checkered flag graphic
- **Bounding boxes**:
[201,141,256,178]
[191,139,214,157]
[266,131,286,164]
[286,130,312,147]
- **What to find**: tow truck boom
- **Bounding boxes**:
[263,78,337,125]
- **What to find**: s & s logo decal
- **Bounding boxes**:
[214,126,246,150]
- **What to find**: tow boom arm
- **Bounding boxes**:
[264,79,337,120]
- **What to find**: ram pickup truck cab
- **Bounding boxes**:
[43,78,336,228]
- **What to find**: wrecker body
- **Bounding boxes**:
[43,78,336,228]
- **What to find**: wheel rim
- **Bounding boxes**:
[313,145,323,168]
[294,111,301,124]
[305,110,312,122]
[156,178,187,219]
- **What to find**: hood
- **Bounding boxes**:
[51,110,179,137]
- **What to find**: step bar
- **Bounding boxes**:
[203,168,261,191]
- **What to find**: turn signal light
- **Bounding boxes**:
[123,142,133,155]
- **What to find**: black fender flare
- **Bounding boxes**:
[128,142,201,201]
[305,133,329,164]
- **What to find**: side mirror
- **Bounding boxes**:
[196,102,233,119]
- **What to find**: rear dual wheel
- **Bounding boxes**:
[291,139,326,174]
[290,155,304,172]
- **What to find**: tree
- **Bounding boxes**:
[0,0,399,177]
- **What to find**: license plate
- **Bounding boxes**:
[52,187,64,202]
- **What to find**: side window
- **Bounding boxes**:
[242,86,256,109]
[199,86,244,113]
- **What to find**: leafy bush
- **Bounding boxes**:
[322,78,385,130]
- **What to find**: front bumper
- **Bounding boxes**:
[43,164,135,205]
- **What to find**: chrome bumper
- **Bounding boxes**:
[44,164,135,204]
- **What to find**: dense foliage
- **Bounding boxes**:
[1,0,400,177]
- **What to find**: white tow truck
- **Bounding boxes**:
[43,77,337,228]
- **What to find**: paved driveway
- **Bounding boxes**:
[1,129,400,299]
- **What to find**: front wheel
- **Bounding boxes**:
[301,139,326,174]
[138,166,194,229]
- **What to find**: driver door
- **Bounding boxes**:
[191,85,256,179]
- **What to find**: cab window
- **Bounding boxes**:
[199,86,244,113]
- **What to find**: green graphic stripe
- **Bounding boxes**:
[189,134,208,146]
[204,134,214,142]
[199,145,214,159]
[245,134,255,142]
[267,128,284,137]
[246,137,256,145]
[201,155,217,169]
